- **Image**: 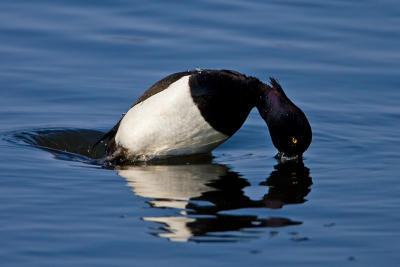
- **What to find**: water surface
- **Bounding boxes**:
[1,0,400,266]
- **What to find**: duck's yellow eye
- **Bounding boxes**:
[292,137,298,144]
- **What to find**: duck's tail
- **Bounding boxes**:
[92,119,121,153]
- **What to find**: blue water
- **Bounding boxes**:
[1,0,400,266]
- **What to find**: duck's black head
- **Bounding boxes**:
[256,78,312,159]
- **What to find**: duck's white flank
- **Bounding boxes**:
[114,75,228,160]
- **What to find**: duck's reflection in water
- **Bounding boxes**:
[118,160,312,242]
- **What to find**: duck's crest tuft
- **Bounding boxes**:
[269,77,283,92]
[268,77,290,100]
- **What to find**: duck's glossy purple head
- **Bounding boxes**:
[257,78,312,159]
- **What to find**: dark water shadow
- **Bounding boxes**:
[9,128,312,242]
[9,128,107,164]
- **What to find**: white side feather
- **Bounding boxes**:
[115,75,228,160]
